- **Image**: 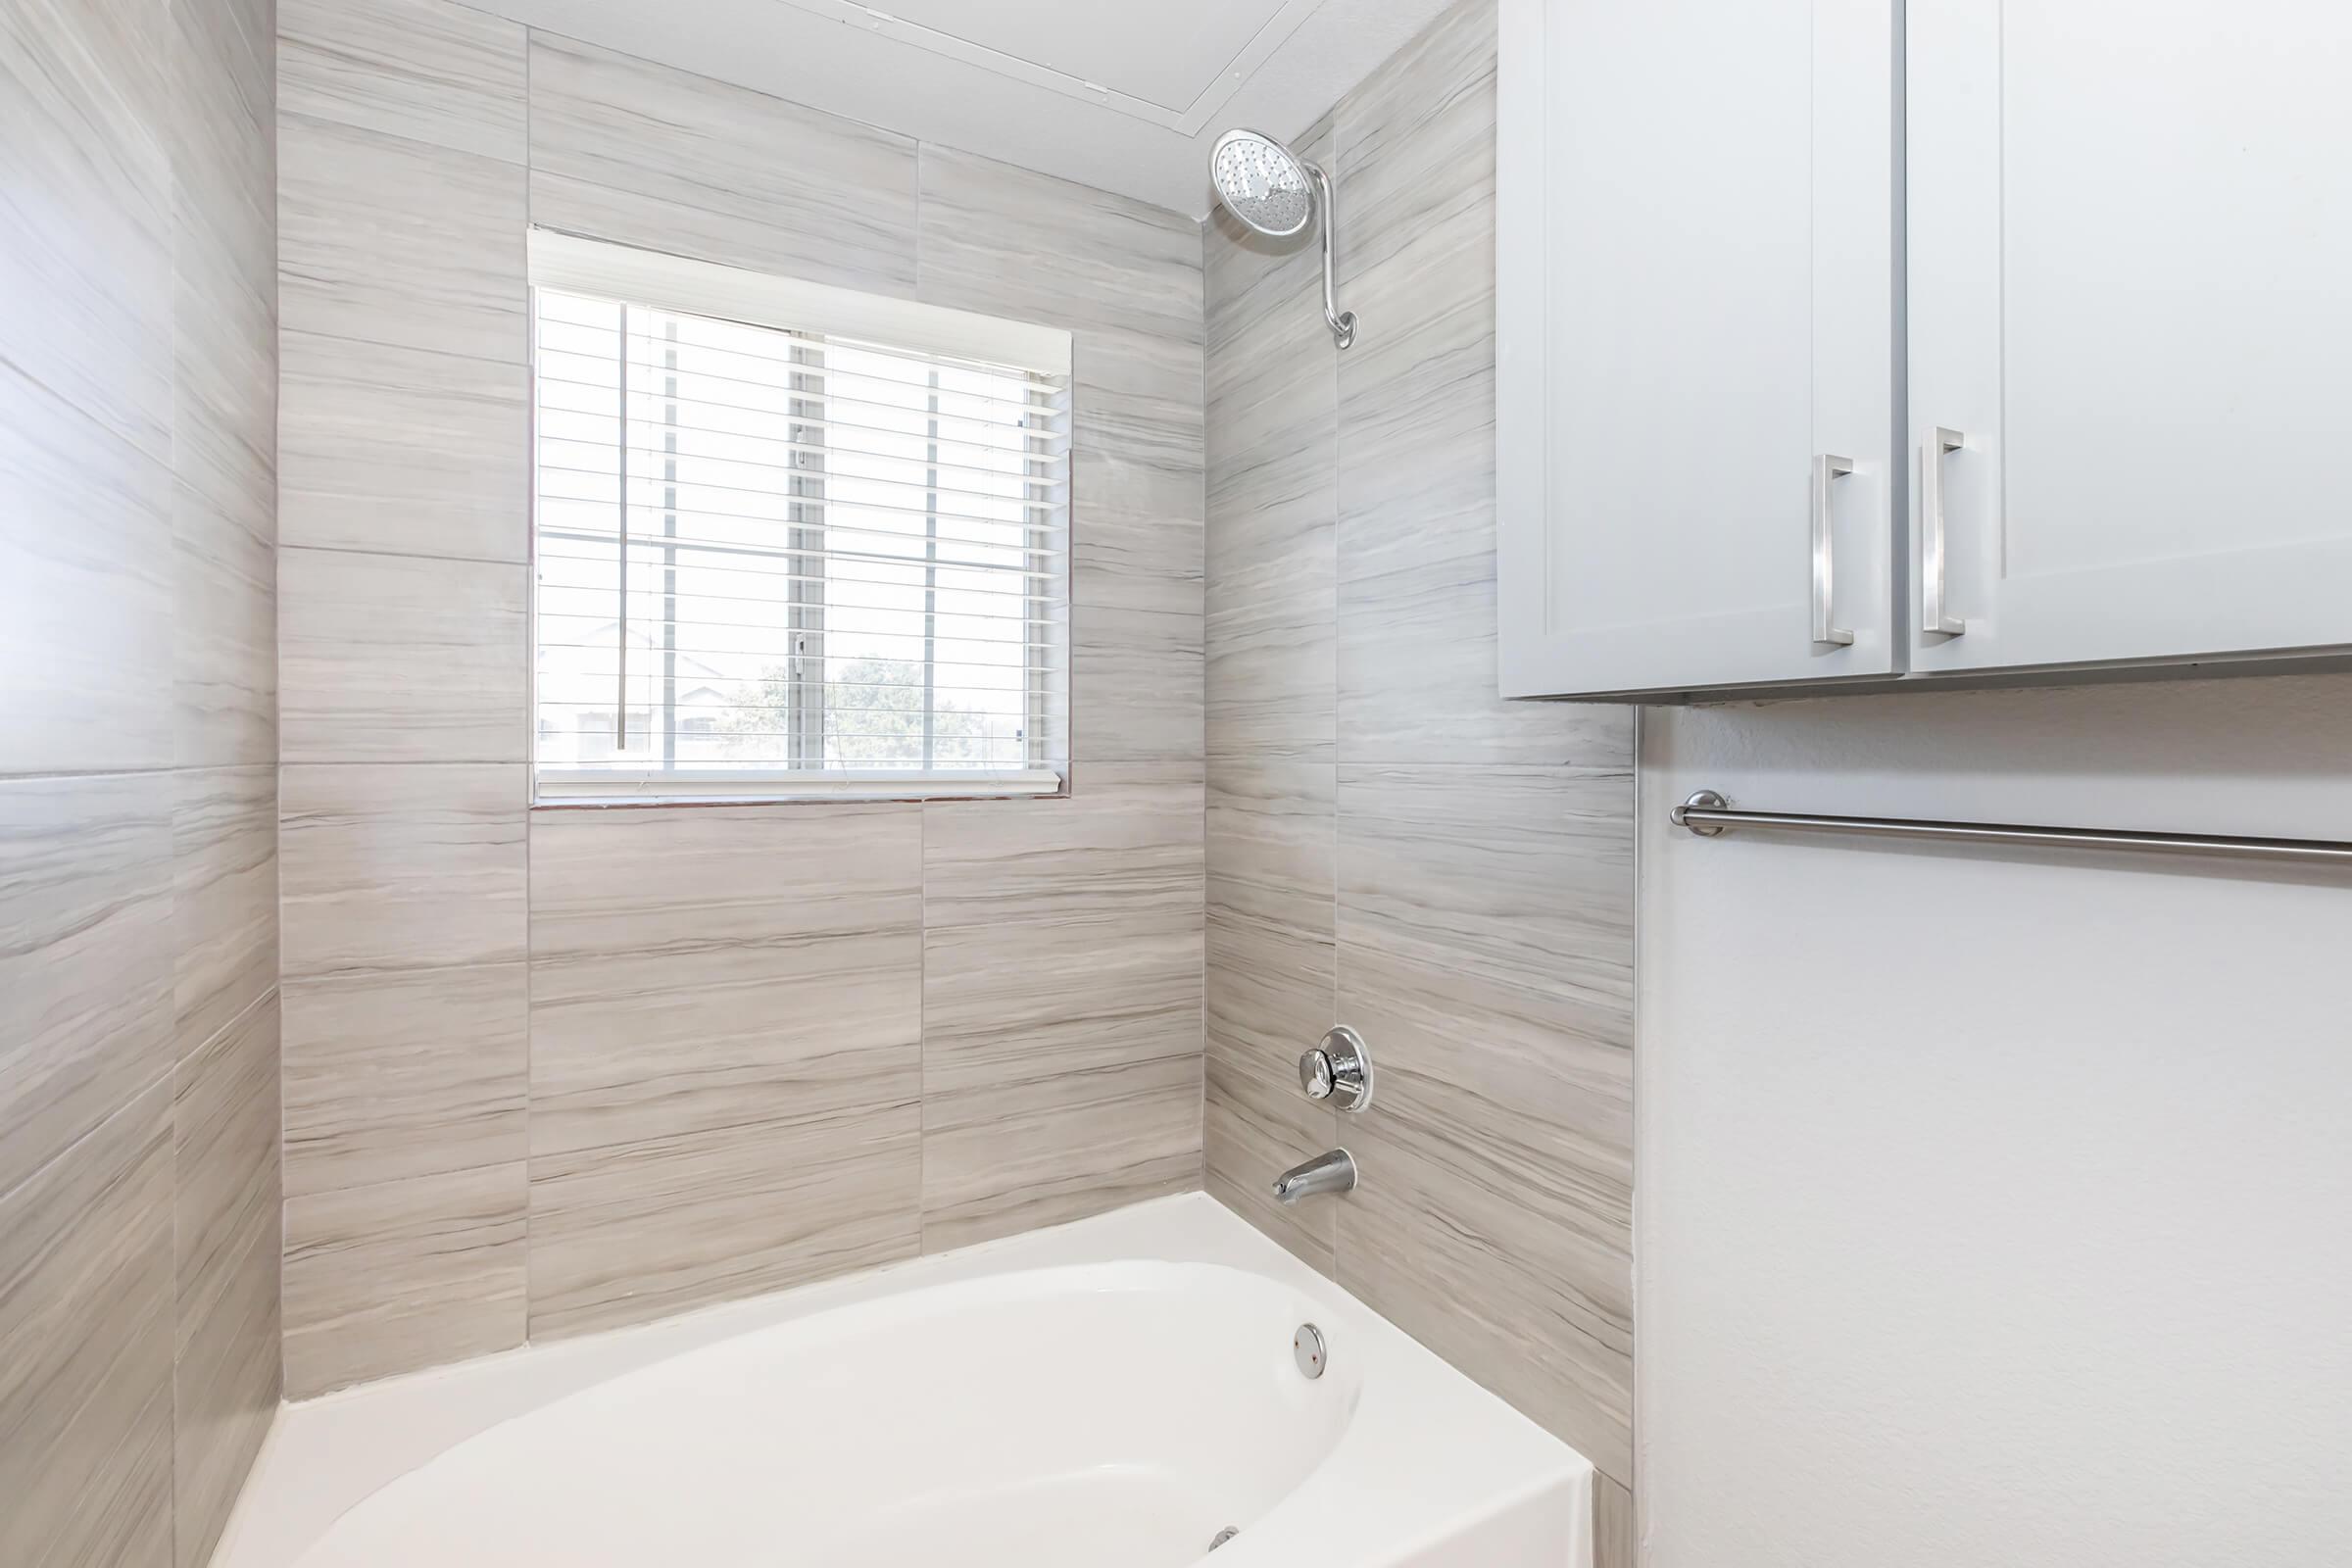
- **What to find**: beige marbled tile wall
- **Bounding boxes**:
[1200,0,1640,1558]
[0,0,283,1562]
[274,0,1204,1393]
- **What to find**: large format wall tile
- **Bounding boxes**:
[1337,1127,1632,1479]
[170,5,282,1536]
[922,1047,1200,1251]
[1073,604,1204,763]
[1330,0,1498,289]
[1204,443,1335,764]
[526,805,925,1339]
[170,996,278,1364]
[279,110,527,362]
[0,1084,174,1568]
[172,994,280,1568]
[280,763,528,981]
[1333,223,1511,758]
[528,34,918,294]
[168,0,274,291]
[279,546,528,763]
[1074,327,1206,488]
[169,228,273,549]
[531,170,874,294]
[279,0,527,161]
[172,450,278,771]
[172,764,278,1056]
[282,963,528,1197]
[10,0,279,1550]
[1073,446,1205,621]
[0,771,175,1198]
[0,0,172,464]
[530,938,921,1162]
[923,762,1202,927]
[1204,759,1338,1266]
[916,145,1202,346]
[1334,761,1635,1479]
[1331,0,1601,768]
[921,765,1203,1245]
[528,804,923,1158]
[283,1161,527,1396]
[921,913,1201,1102]
[0,363,174,777]
[1206,760,1336,950]
[1339,761,1634,1040]
[172,171,278,772]
[529,1105,921,1340]
[279,331,529,563]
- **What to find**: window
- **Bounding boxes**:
[529,231,1072,801]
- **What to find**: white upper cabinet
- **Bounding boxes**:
[1907,0,2352,674]
[1501,0,2352,699]
[1496,0,1895,698]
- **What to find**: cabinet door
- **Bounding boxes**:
[1909,0,2352,674]
[1496,0,1895,698]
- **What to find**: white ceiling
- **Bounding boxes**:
[464,0,1460,216]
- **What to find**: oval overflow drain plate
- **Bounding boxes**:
[1208,1526,1241,1550]
[1294,1322,1327,1379]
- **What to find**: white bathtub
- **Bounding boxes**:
[215,1194,1592,1568]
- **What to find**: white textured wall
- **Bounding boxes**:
[1638,673,2352,1567]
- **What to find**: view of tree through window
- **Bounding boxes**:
[531,283,1069,795]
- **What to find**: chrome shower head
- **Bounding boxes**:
[1210,127,1315,238]
[1207,127,1356,348]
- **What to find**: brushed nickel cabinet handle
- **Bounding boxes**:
[1921,426,1967,636]
[1812,453,1855,647]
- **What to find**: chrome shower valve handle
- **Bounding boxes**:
[1298,1025,1374,1113]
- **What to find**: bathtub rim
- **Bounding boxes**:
[215,1191,1593,1568]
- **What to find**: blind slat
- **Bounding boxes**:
[532,547,1056,606]
[541,422,1067,491]
[556,432,1066,493]
[576,334,1063,420]
[536,612,1060,645]
[533,370,1064,454]
[540,439,1066,509]
[535,527,1063,576]
[536,470,1065,543]
[533,383,1062,467]
[591,320,1064,398]
[537,655,1065,682]
[535,396,1065,477]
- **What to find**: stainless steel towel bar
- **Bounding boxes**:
[1672,790,2352,866]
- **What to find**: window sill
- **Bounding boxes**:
[531,768,1067,808]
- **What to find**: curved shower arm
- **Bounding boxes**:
[1305,163,1357,350]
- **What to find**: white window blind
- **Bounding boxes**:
[528,231,1072,801]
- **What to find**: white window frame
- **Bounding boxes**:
[527,230,1073,805]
